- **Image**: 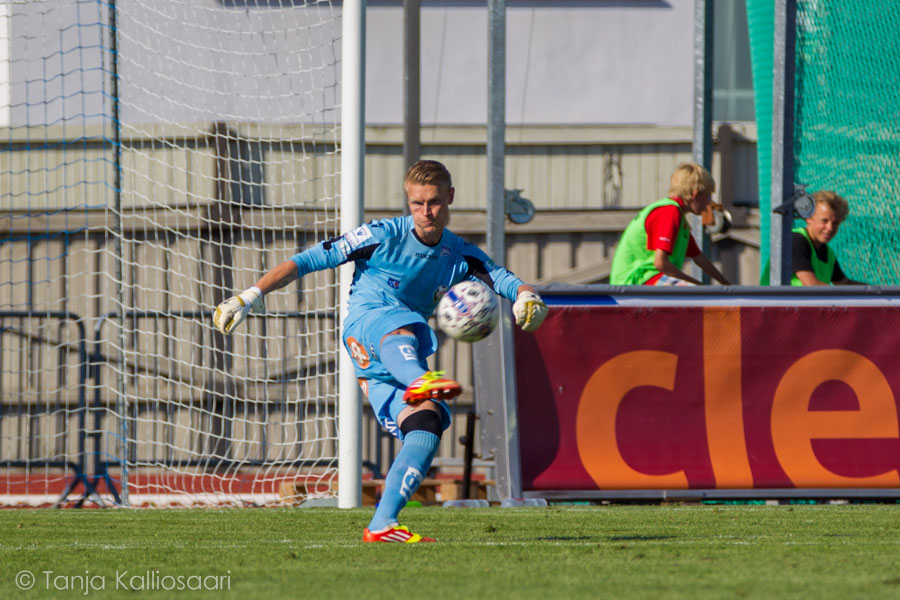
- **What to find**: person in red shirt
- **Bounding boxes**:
[611,163,730,286]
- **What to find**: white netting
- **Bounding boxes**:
[0,0,343,507]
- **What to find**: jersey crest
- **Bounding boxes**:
[345,225,373,249]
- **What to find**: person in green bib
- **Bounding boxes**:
[761,190,864,286]
[610,163,730,286]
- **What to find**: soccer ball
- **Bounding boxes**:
[436,280,499,343]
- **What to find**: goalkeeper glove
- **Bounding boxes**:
[513,290,548,332]
[213,286,264,334]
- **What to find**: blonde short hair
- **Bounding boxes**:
[668,163,716,200]
[812,190,849,222]
[405,159,452,190]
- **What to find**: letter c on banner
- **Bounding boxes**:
[771,349,900,487]
[576,351,689,489]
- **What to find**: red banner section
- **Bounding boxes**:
[514,305,900,491]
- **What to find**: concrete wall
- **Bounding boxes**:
[5,1,699,128]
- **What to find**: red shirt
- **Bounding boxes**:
[643,196,699,285]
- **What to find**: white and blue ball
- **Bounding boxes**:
[436,280,499,343]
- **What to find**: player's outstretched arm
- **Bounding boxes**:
[213,260,299,335]
[513,284,548,332]
[254,260,302,295]
[691,253,730,285]
[794,269,826,286]
[653,249,703,285]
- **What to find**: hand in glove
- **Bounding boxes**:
[512,290,548,332]
[213,286,264,334]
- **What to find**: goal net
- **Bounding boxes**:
[792,0,900,285]
[748,0,900,282]
[0,0,345,507]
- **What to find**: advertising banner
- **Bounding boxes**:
[514,303,900,492]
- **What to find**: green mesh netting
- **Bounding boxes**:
[746,0,774,271]
[748,0,900,284]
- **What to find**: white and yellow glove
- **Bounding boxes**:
[213,286,264,334]
[512,290,548,332]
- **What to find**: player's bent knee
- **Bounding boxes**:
[400,408,443,438]
[380,327,417,345]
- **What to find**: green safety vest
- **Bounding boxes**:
[610,198,691,285]
[760,227,835,286]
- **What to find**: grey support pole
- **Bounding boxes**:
[690,0,714,283]
[486,0,505,264]
[770,0,797,285]
[402,0,420,215]
[474,0,523,502]
[108,0,129,506]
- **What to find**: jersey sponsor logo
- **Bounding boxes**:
[387,277,400,289]
[415,251,438,260]
[398,343,418,362]
[345,225,373,249]
[399,466,424,500]
[337,240,351,256]
[433,285,449,302]
[346,337,370,369]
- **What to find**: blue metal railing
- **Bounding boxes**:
[0,311,97,507]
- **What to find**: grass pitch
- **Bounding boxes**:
[2,504,900,598]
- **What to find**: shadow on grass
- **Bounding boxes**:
[527,534,676,542]
[608,535,676,542]
[533,536,599,541]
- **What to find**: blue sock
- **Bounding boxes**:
[379,334,427,387]
[368,430,440,532]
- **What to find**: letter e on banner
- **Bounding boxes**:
[771,349,900,487]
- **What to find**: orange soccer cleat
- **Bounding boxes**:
[402,371,462,404]
[363,524,436,543]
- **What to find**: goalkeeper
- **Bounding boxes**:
[213,160,547,543]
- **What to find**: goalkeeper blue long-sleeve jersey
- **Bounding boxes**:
[289,215,524,319]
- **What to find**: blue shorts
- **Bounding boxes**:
[358,378,452,441]
[342,303,437,383]
[343,304,451,440]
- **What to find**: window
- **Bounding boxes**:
[713,0,754,122]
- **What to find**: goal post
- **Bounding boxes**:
[338,0,365,510]
[0,0,362,507]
